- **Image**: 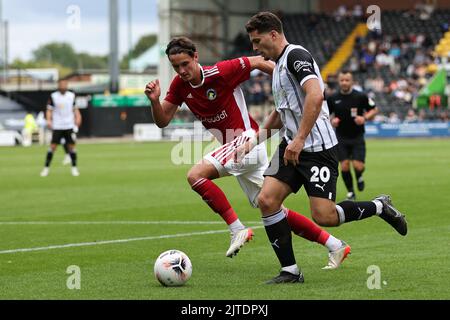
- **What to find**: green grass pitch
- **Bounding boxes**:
[0,139,449,300]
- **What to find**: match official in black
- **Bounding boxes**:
[327,70,378,200]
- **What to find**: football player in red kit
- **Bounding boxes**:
[145,37,350,269]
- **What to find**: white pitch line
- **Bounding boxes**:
[0,221,263,226]
[0,226,264,255]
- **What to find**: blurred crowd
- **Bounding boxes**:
[173,3,449,125]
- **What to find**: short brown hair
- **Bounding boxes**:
[339,70,353,77]
[165,37,197,57]
[245,12,283,34]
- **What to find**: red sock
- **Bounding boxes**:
[192,178,238,225]
[285,209,330,245]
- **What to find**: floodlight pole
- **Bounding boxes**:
[109,0,120,94]
[128,0,132,71]
[0,0,4,87]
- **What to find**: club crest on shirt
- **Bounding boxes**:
[206,89,217,101]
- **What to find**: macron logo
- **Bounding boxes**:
[294,60,312,73]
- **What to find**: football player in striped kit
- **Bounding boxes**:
[241,12,407,284]
[40,80,81,177]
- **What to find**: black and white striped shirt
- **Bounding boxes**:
[47,91,76,130]
[272,44,338,152]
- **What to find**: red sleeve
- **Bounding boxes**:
[164,76,184,106]
[216,57,251,88]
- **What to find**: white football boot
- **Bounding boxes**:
[226,228,254,258]
[40,167,49,177]
[71,167,80,177]
[322,241,351,270]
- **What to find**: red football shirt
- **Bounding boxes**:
[164,57,259,144]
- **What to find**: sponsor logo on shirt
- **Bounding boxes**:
[293,60,312,73]
[199,110,227,124]
[206,89,217,101]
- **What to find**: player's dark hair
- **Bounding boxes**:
[339,69,353,77]
[165,37,197,57]
[245,12,283,34]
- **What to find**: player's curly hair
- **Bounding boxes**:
[245,11,283,34]
[165,37,197,57]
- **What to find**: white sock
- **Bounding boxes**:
[372,200,383,215]
[325,235,342,252]
[229,219,245,234]
[336,205,345,224]
[281,264,299,275]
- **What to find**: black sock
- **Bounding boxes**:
[69,151,77,167]
[45,151,54,167]
[336,200,377,224]
[63,143,69,154]
[262,209,296,268]
[341,170,354,193]
[355,168,364,181]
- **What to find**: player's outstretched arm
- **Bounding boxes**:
[247,56,275,75]
[145,79,179,128]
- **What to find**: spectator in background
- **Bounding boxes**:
[353,80,363,92]
[349,56,359,72]
[388,44,401,59]
[352,4,363,18]
[418,109,427,121]
[36,111,47,145]
[249,80,264,105]
[404,108,419,122]
[334,5,348,22]
[373,113,387,123]
[387,112,401,123]
[439,110,449,122]
[22,112,37,147]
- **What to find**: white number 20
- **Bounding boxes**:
[310,166,330,183]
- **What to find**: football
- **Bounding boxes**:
[154,249,192,287]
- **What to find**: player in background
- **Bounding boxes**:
[327,71,379,200]
[145,37,350,269]
[40,79,81,177]
[239,12,407,284]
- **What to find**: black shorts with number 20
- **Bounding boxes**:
[51,129,76,145]
[264,139,339,201]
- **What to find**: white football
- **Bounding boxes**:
[154,249,192,287]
